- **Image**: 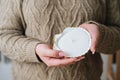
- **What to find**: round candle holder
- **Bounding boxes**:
[53,27,91,57]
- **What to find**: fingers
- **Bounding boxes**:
[79,23,99,54]
[90,37,96,54]
[46,58,76,67]
[90,30,97,54]
[36,44,65,58]
[73,57,85,62]
[44,56,85,67]
[36,42,86,67]
[45,49,67,57]
[45,49,60,57]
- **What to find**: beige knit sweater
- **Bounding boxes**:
[0,0,120,80]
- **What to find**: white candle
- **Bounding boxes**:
[53,27,91,57]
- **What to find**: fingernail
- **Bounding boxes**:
[59,52,65,57]
[92,50,95,54]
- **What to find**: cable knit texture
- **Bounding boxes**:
[0,0,120,80]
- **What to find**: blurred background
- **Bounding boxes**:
[0,0,119,80]
[0,52,12,80]
[0,51,119,80]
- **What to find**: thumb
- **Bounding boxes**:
[90,46,96,54]
[90,31,98,54]
[44,49,61,57]
[90,39,96,54]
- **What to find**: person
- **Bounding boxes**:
[0,0,120,80]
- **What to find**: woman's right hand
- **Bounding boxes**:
[36,44,85,67]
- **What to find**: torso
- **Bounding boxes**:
[13,0,106,80]
[22,0,106,44]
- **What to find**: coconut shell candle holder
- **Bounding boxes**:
[53,27,91,57]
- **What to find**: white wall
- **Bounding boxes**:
[101,54,109,80]
[0,53,12,80]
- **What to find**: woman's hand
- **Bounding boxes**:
[36,44,85,67]
[80,23,99,54]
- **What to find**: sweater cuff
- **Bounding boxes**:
[86,20,115,54]
[25,40,44,63]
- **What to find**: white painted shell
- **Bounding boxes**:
[53,27,91,57]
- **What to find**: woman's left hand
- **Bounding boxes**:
[80,23,99,54]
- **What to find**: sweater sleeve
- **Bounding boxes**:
[0,0,44,63]
[88,0,120,54]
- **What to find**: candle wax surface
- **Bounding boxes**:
[53,27,91,57]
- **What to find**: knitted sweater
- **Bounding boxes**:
[0,0,120,80]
